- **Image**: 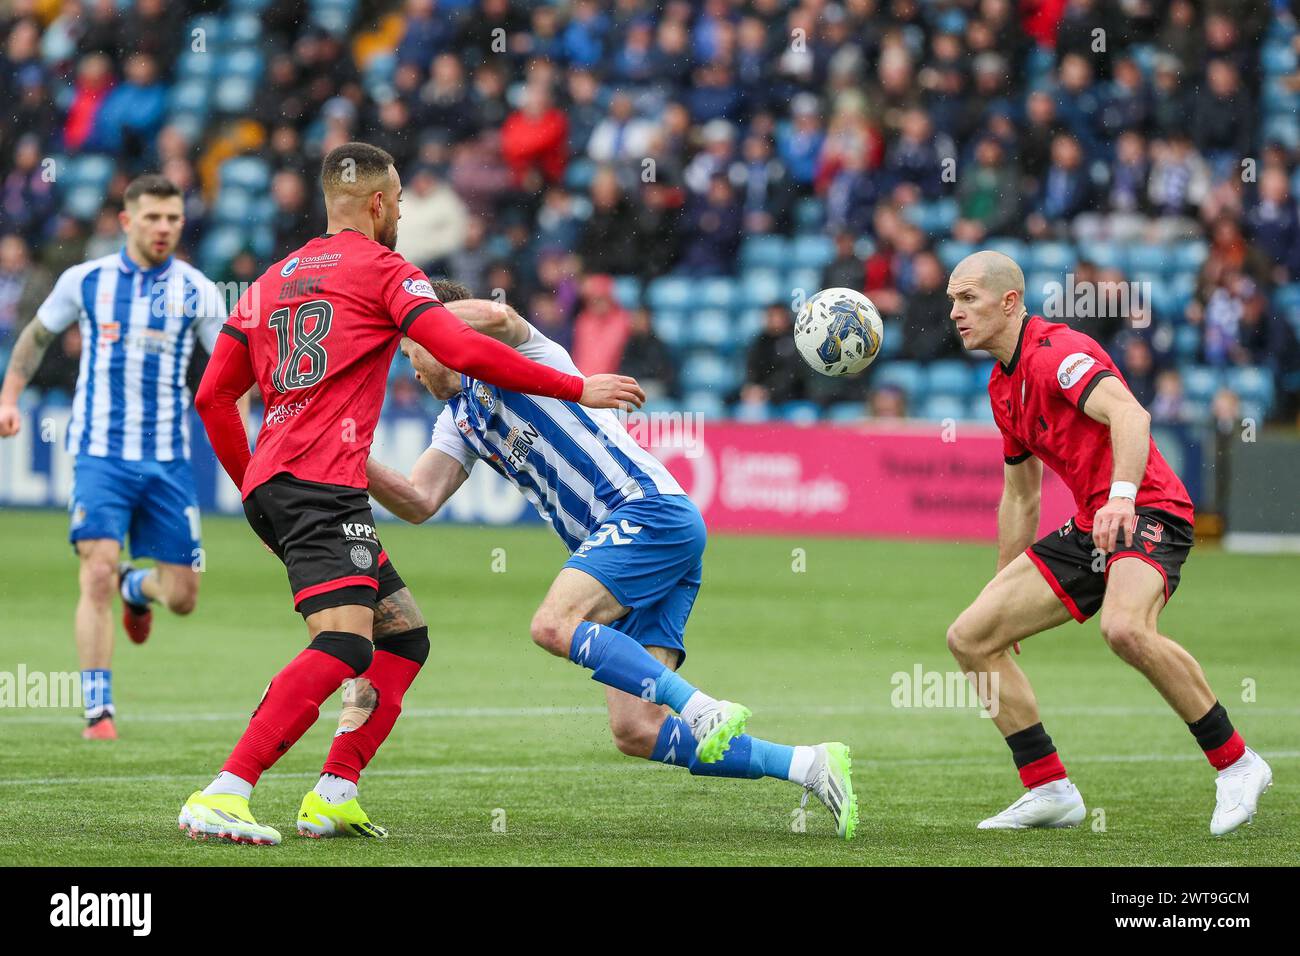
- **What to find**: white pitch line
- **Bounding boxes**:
[4,703,1300,724]
[3,751,1297,789]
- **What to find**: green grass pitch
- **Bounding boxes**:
[0,508,1295,866]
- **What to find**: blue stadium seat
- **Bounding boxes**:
[967,395,996,423]
[737,307,765,344]
[222,49,265,80]
[225,13,263,46]
[1127,244,1172,274]
[612,276,641,308]
[920,394,968,422]
[1225,366,1275,411]
[732,401,771,423]
[740,235,788,270]
[177,50,216,78]
[65,154,115,189]
[790,234,835,270]
[826,401,866,423]
[220,156,270,192]
[1262,42,1297,75]
[1027,241,1077,273]
[646,277,694,311]
[65,184,105,220]
[563,158,596,192]
[652,310,687,350]
[212,188,253,224]
[740,268,784,308]
[1171,240,1208,273]
[778,401,822,424]
[1024,271,1059,311]
[871,361,925,400]
[199,226,245,274]
[1173,324,1201,360]
[787,268,822,299]
[1077,241,1127,270]
[187,15,225,48]
[1182,366,1223,402]
[682,391,726,418]
[681,352,739,393]
[937,240,976,271]
[904,199,958,236]
[925,359,977,398]
[695,277,737,309]
[879,322,903,359]
[984,238,1027,263]
[1262,114,1300,150]
[688,310,736,352]
[794,197,825,234]
[214,76,255,113]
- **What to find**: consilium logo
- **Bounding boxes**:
[280,256,300,277]
[49,886,152,936]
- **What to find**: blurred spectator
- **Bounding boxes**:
[3,135,55,246]
[269,170,315,257]
[87,53,166,160]
[394,166,469,271]
[633,182,685,279]
[868,384,907,420]
[1107,131,1150,214]
[677,174,742,276]
[777,94,825,193]
[1027,133,1092,238]
[953,137,1020,243]
[63,51,114,152]
[619,307,678,400]
[500,81,568,189]
[740,303,807,406]
[1245,167,1300,280]
[1118,336,1158,407]
[1148,134,1211,218]
[577,167,639,276]
[901,252,961,362]
[823,230,864,292]
[1192,60,1253,173]
[1151,369,1191,424]
[396,0,454,68]
[0,234,50,344]
[587,91,656,166]
[572,274,631,374]
[730,134,791,234]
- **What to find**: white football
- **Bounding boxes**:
[793,288,884,376]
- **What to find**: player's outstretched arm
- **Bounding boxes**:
[0,320,57,437]
[996,456,1043,572]
[194,329,256,489]
[440,299,530,347]
[366,449,468,524]
[1082,375,1151,553]
[402,305,645,409]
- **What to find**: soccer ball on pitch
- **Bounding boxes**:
[792,288,885,377]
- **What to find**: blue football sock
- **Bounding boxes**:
[651,718,797,781]
[82,668,113,720]
[650,715,693,768]
[121,568,151,606]
[568,622,699,712]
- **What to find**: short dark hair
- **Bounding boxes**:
[123,174,181,205]
[430,278,473,303]
[320,142,395,196]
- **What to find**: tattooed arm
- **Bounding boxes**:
[0,320,58,437]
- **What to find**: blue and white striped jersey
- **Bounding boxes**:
[36,250,226,461]
[430,323,685,552]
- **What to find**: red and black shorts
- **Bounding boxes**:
[243,474,407,617]
[1026,508,1193,622]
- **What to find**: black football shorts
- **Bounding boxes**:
[243,473,406,616]
[1026,507,1193,622]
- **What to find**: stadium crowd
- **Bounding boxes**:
[2,0,1300,426]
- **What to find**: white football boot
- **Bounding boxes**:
[688,700,751,763]
[977,778,1086,830]
[1210,748,1272,836]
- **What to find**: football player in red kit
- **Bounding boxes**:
[181,142,644,845]
[944,250,1270,835]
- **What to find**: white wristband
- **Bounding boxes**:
[1109,481,1138,501]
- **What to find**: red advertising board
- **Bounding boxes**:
[648,420,1076,542]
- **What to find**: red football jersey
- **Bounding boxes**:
[988,314,1194,532]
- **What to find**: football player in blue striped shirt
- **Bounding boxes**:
[0,175,233,739]
[365,280,858,840]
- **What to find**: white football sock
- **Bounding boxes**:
[314,773,358,805]
[787,746,817,785]
[680,691,717,728]
[203,771,253,799]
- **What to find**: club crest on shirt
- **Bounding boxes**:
[474,381,496,413]
[1057,352,1096,389]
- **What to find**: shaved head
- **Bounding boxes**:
[320,141,402,248]
[951,250,1025,299]
[946,249,1029,361]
